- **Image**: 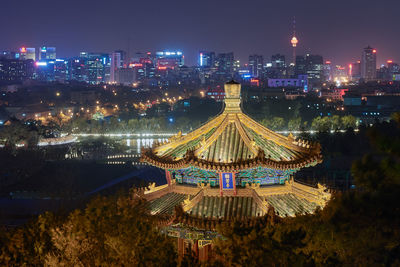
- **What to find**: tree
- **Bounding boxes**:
[214,116,400,266]
[342,115,357,129]
[1,194,177,266]
[311,116,331,132]
[269,117,285,131]
[330,115,341,130]
[288,117,301,131]
[0,119,38,152]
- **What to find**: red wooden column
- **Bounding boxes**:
[232,172,237,196]
[218,172,223,196]
[165,170,171,185]
[177,238,184,259]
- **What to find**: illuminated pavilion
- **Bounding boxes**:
[140,81,330,260]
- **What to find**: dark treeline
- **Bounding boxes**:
[57,96,356,134]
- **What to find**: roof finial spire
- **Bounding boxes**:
[224,81,241,113]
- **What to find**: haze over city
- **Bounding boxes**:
[1,0,400,65]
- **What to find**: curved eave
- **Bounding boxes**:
[141,148,322,172]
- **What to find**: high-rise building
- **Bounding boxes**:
[323,61,333,81]
[349,60,361,82]
[215,52,234,80]
[115,68,136,85]
[85,53,110,84]
[0,58,35,82]
[361,46,377,81]
[199,51,215,68]
[39,46,56,60]
[155,51,184,69]
[67,58,87,82]
[19,47,36,61]
[376,60,400,81]
[271,54,286,69]
[54,59,67,82]
[110,50,125,83]
[267,54,287,79]
[248,54,263,78]
[296,54,324,87]
[387,60,400,80]
[1,51,17,60]
[35,60,55,82]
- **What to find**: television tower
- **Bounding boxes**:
[290,17,298,65]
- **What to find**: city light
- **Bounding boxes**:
[36,61,47,66]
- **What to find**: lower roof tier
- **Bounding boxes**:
[144,181,330,220]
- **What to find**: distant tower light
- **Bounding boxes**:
[291,36,298,47]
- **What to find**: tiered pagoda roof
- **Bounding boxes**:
[139,81,330,261]
[142,81,322,171]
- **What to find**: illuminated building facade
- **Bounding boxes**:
[156,51,184,69]
[0,58,35,82]
[67,58,87,82]
[268,75,308,90]
[199,51,215,68]
[39,46,56,60]
[35,60,55,81]
[361,46,377,81]
[85,53,110,84]
[323,61,333,81]
[110,50,126,83]
[248,54,263,78]
[296,54,324,88]
[215,52,235,80]
[141,81,330,261]
[19,47,36,61]
[206,86,225,102]
[267,54,287,79]
[350,60,361,81]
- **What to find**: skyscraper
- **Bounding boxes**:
[19,47,36,61]
[215,52,234,80]
[39,46,56,60]
[361,46,377,81]
[296,54,324,87]
[248,54,263,78]
[271,54,286,69]
[155,51,184,69]
[199,51,215,68]
[85,53,110,84]
[110,50,125,83]
[350,60,361,81]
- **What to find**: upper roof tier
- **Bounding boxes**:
[141,81,322,171]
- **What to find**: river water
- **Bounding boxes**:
[1,136,171,227]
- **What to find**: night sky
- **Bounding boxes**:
[1,0,399,66]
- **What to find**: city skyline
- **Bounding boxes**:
[1,0,400,66]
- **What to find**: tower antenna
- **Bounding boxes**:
[290,17,298,65]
